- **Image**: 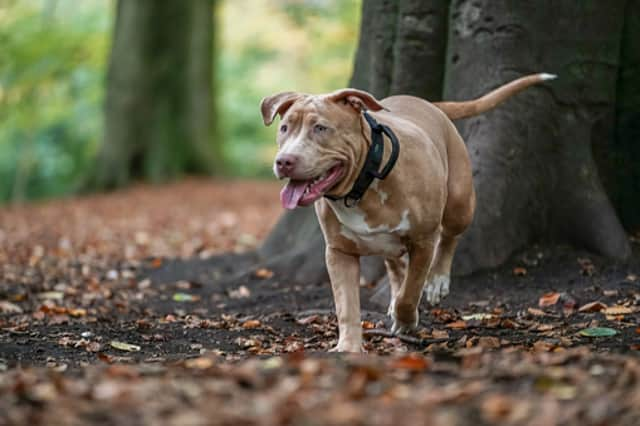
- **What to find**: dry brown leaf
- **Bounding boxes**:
[603,305,633,315]
[538,292,560,307]
[578,301,608,313]
[254,268,274,279]
[527,307,546,317]
[390,354,430,371]
[361,320,376,329]
[512,266,527,276]
[477,336,501,349]
[446,320,468,329]
[431,329,449,339]
[481,394,513,422]
[241,319,262,329]
[185,357,215,369]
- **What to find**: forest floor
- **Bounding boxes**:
[1,179,640,425]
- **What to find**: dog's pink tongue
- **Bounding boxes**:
[280,180,308,210]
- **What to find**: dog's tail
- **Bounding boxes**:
[433,73,556,120]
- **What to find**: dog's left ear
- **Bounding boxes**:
[260,92,303,126]
[327,88,386,112]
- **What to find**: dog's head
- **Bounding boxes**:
[260,89,384,209]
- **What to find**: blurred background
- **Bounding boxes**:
[0,0,360,203]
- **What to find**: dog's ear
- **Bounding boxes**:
[260,92,303,126]
[327,88,386,112]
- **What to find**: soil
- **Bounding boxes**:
[1,179,640,425]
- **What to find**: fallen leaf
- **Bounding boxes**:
[390,354,430,371]
[532,340,555,352]
[172,293,200,302]
[68,308,87,317]
[361,320,376,329]
[538,292,560,307]
[462,313,495,321]
[297,315,320,325]
[527,307,546,317]
[37,291,64,300]
[579,327,618,337]
[625,274,638,282]
[477,336,501,349]
[512,267,527,276]
[481,394,513,422]
[229,285,251,299]
[110,341,141,352]
[254,268,274,279]
[431,329,449,339]
[578,301,607,313]
[0,301,23,314]
[241,319,262,329]
[603,305,633,315]
[185,357,215,369]
[446,320,468,329]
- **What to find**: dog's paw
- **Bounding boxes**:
[390,303,419,335]
[330,341,364,352]
[424,275,450,305]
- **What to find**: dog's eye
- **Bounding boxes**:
[314,124,328,133]
[280,124,288,133]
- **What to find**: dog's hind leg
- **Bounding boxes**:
[384,254,408,318]
[391,237,437,334]
[424,234,459,304]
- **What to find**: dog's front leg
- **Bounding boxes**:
[326,246,362,352]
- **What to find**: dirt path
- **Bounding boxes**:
[1,179,640,425]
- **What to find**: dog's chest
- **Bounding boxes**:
[327,202,409,257]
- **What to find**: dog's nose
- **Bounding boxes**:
[275,154,298,177]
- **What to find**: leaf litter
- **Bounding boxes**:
[1,179,640,425]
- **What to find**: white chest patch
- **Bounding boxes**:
[370,180,389,204]
[328,202,410,256]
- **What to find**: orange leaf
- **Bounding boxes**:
[241,319,262,329]
[512,267,527,276]
[361,320,376,330]
[254,268,274,279]
[446,320,468,329]
[390,354,430,371]
[538,292,560,307]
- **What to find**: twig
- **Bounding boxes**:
[363,328,449,346]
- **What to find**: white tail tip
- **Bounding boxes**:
[539,73,558,80]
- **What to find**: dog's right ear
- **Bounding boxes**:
[260,92,303,126]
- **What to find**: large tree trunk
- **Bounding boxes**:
[446,0,631,273]
[91,0,220,189]
[249,1,638,290]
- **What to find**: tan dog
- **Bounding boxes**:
[261,73,555,352]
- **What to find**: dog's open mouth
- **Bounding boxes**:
[280,163,344,209]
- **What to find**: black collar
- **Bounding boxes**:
[325,110,400,207]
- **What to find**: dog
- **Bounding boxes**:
[261,73,556,352]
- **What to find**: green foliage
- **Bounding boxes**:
[218,0,361,177]
[0,0,360,201]
[0,0,111,202]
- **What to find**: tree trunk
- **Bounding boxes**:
[252,1,637,288]
[446,0,631,273]
[91,0,220,189]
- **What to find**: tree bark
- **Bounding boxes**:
[91,0,220,189]
[446,0,631,273]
